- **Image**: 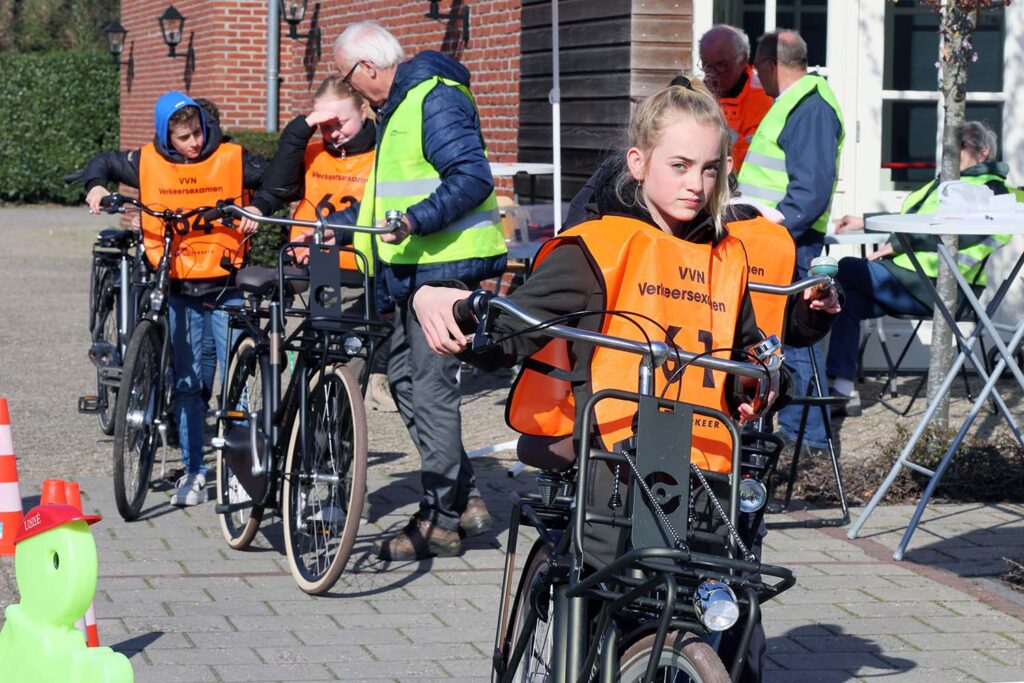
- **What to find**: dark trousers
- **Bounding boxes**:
[388,299,479,531]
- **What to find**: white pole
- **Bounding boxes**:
[551,0,562,231]
[266,0,280,132]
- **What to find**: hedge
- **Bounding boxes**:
[227,129,287,266]
[0,51,119,204]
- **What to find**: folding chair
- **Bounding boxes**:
[728,217,849,525]
[859,254,994,416]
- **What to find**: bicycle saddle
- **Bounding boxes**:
[235,266,309,297]
[517,434,575,472]
[96,229,137,249]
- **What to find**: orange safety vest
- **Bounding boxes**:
[291,142,375,270]
[139,143,245,279]
[726,216,796,341]
[719,66,774,172]
[506,216,748,473]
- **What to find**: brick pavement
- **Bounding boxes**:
[3,464,1024,682]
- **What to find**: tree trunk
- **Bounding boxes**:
[926,4,978,428]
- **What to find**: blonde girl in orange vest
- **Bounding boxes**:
[412,78,840,682]
[253,77,395,409]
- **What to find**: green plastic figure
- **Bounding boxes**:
[0,504,133,682]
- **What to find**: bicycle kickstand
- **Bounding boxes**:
[157,421,169,479]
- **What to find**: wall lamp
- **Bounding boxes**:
[102,21,134,75]
[425,1,470,45]
[158,5,189,59]
[281,0,315,41]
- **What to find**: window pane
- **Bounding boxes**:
[881,101,1004,191]
[967,10,1005,92]
[743,9,765,61]
[886,4,1004,92]
[887,11,939,90]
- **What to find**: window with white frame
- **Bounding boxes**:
[881,0,1005,191]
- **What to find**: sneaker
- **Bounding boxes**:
[374,515,461,560]
[831,388,862,418]
[364,373,398,413]
[171,471,207,507]
[459,497,494,537]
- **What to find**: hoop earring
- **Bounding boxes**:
[633,180,644,206]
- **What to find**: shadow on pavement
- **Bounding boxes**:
[768,623,916,681]
[110,630,164,658]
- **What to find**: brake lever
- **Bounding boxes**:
[467,289,495,352]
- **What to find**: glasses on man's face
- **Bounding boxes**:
[341,61,360,87]
[701,52,743,74]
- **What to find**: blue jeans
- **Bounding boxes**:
[777,243,829,449]
[169,289,241,476]
[825,257,931,382]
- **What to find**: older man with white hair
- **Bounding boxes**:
[327,22,507,561]
[699,24,772,171]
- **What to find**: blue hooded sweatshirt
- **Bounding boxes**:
[153,91,207,151]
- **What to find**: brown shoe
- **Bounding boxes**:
[374,516,461,560]
[459,497,494,538]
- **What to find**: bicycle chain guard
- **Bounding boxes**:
[629,395,692,553]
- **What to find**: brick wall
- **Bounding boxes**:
[118,0,521,166]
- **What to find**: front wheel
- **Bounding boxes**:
[112,319,163,521]
[282,363,367,594]
[216,336,266,549]
[617,630,730,683]
[93,272,119,436]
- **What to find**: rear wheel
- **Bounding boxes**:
[502,543,555,682]
[216,336,267,549]
[282,363,367,594]
[112,319,162,521]
[93,272,119,436]
[616,630,730,683]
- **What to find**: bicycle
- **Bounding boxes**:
[462,284,826,681]
[65,169,151,435]
[98,193,227,521]
[209,203,396,594]
[77,222,149,435]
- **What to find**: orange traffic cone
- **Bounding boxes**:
[64,480,101,647]
[0,398,23,557]
[41,478,68,505]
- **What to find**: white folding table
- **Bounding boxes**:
[847,213,1024,559]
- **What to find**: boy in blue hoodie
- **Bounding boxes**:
[83,91,269,506]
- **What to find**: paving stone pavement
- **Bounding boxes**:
[2,207,1024,681]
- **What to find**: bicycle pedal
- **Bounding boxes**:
[78,395,101,414]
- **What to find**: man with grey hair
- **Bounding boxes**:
[329,21,507,560]
[736,29,845,466]
[698,24,772,171]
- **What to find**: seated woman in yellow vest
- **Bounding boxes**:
[412,79,840,683]
[827,120,1013,416]
[252,77,395,409]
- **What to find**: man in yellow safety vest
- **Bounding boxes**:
[329,21,507,561]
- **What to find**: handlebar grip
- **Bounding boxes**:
[99,194,119,213]
[466,289,494,320]
[202,205,225,224]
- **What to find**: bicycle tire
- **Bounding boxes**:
[112,319,162,521]
[216,336,266,549]
[282,363,367,594]
[93,271,119,435]
[502,543,556,682]
[616,630,730,683]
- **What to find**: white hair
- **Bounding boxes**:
[699,25,750,58]
[333,21,405,69]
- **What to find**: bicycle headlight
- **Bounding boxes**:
[739,477,768,513]
[693,580,740,632]
[342,335,363,356]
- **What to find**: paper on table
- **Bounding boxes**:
[934,180,1024,222]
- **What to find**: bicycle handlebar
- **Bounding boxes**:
[747,275,831,296]
[212,201,400,235]
[466,291,782,383]
[98,193,211,236]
